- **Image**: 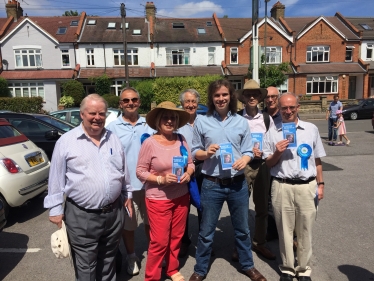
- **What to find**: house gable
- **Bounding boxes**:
[296,16,346,41]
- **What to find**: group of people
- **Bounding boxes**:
[44,78,326,281]
[326,95,350,145]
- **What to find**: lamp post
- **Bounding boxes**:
[264,0,270,87]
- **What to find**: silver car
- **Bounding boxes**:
[0,118,49,219]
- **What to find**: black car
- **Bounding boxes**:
[342,98,374,120]
[0,113,75,160]
[0,200,6,231]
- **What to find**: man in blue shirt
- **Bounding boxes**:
[106,87,153,276]
[189,79,266,281]
[326,95,342,142]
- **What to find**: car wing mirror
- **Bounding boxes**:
[45,130,60,140]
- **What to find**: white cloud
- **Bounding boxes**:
[157,1,224,18]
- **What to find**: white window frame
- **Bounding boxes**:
[366,44,374,60]
[306,46,330,62]
[166,48,190,65]
[261,46,282,64]
[8,82,44,98]
[14,49,42,68]
[230,47,238,64]
[345,46,354,62]
[113,49,125,66]
[306,76,338,94]
[61,49,70,67]
[111,80,125,96]
[208,47,215,65]
[127,49,138,66]
[86,48,95,66]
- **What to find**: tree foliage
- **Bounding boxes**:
[102,94,120,108]
[129,79,155,114]
[61,80,85,106]
[63,10,79,16]
[91,74,112,96]
[0,77,11,97]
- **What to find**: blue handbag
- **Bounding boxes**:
[177,134,202,211]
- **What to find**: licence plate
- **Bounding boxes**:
[26,153,44,167]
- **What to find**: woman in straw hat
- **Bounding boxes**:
[136,101,195,281]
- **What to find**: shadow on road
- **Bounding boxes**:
[338,264,374,281]
[0,232,29,280]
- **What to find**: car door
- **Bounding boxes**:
[362,99,374,118]
[7,118,59,160]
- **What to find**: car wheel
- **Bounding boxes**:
[0,195,9,219]
[350,112,358,120]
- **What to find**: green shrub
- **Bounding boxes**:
[0,97,44,113]
[102,94,120,108]
[59,96,75,107]
[0,77,11,97]
[129,79,154,114]
[92,74,112,96]
[62,80,85,106]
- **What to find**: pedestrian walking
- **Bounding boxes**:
[335,110,350,145]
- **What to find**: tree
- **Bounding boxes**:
[62,10,79,16]
[223,15,229,18]
[92,74,112,96]
[0,77,11,97]
[61,80,85,106]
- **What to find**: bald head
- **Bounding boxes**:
[278,93,299,123]
[267,87,279,96]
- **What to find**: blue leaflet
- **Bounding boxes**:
[282,123,297,148]
[251,133,263,151]
[220,142,234,170]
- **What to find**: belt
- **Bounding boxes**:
[66,197,119,214]
[274,177,316,185]
[204,174,245,186]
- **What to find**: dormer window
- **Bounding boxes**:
[120,23,129,29]
[87,19,96,25]
[132,29,141,35]
[107,22,116,29]
[70,20,78,26]
[172,22,184,29]
[197,28,206,34]
[57,27,67,35]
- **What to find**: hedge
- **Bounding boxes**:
[0,97,44,113]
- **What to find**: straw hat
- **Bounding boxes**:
[146,101,190,130]
[235,79,268,103]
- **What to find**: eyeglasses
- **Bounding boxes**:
[120,98,139,104]
[280,106,298,112]
[243,92,261,98]
[265,95,278,100]
[161,115,177,121]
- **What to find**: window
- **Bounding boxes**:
[14,49,42,68]
[70,20,78,26]
[172,23,184,29]
[345,46,354,62]
[261,46,282,64]
[8,82,44,98]
[87,19,96,25]
[360,23,373,30]
[366,44,374,60]
[132,29,141,35]
[127,49,138,65]
[306,76,338,94]
[230,80,242,90]
[111,80,125,96]
[208,47,215,65]
[230,47,238,64]
[61,49,70,67]
[113,49,125,66]
[57,27,67,34]
[86,48,94,66]
[197,28,206,34]
[107,22,116,29]
[206,21,212,27]
[166,49,190,65]
[120,23,129,29]
[306,46,330,62]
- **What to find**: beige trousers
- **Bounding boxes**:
[271,179,317,277]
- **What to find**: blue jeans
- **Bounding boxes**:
[193,178,254,276]
[328,117,337,141]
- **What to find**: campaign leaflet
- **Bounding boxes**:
[172,156,185,183]
[219,142,234,170]
[251,133,263,151]
[282,123,297,148]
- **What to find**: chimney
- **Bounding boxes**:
[6,0,23,22]
[145,2,156,21]
[270,1,285,20]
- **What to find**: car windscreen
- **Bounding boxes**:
[34,115,74,132]
[0,125,28,146]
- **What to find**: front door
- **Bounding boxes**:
[348,76,356,99]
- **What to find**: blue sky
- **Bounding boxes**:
[0,0,373,19]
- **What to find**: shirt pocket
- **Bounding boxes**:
[110,155,123,172]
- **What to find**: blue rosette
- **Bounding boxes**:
[297,144,312,170]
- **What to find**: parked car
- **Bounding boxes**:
[0,118,50,220]
[176,103,208,115]
[342,98,374,120]
[49,107,121,126]
[0,113,75,160]
[372,112,374,129]
[0,200,6,231]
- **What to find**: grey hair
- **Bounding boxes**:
[80,94,108,112]
[179,89,200,104]
[120,87,140,99]
[278,92,299,106]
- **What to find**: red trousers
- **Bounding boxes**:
[145,193,189,281]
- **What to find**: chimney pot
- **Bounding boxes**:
[270,1,285,20]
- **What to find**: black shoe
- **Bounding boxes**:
[298,277,311,281]
[280,273,294,281]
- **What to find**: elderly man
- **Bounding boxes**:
[326,95,342,142]
[177,89,203,258]
[44,94,133,281]
[235,80,276,261]
[263,93,325,281]
[106,87,153,276]
[264,86,282,127]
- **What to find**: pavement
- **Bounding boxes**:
[299,112,326,120]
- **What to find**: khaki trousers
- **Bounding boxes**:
[271,179,317,277]
[244,160,271,246]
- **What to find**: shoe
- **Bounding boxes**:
[337,141,342,144]
[189,272,205,281]
[244,267,267,281]
[280,273,294,281]
[252,244,276,260]
[179,242,190,258]
[126,255,140,276]
[298,277,312,281]
[347,140,350,145]
[231,247,239,262]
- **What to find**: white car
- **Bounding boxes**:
[0,118,50,219]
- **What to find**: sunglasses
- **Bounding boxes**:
[121,98,139,104]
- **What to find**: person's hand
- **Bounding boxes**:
[179,172,191,184]
[275,139,289,154]
[253,147,263,159]
[164,173,178,184]
[232,155,251,171]
[318,185,324,200]
[206,144,220,157]
[124,199,133,218]
[49,215,64,228]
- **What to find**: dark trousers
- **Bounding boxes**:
[328,117,337,141]
[65,198,124,281]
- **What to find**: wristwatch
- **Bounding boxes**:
[318,182,325,185]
